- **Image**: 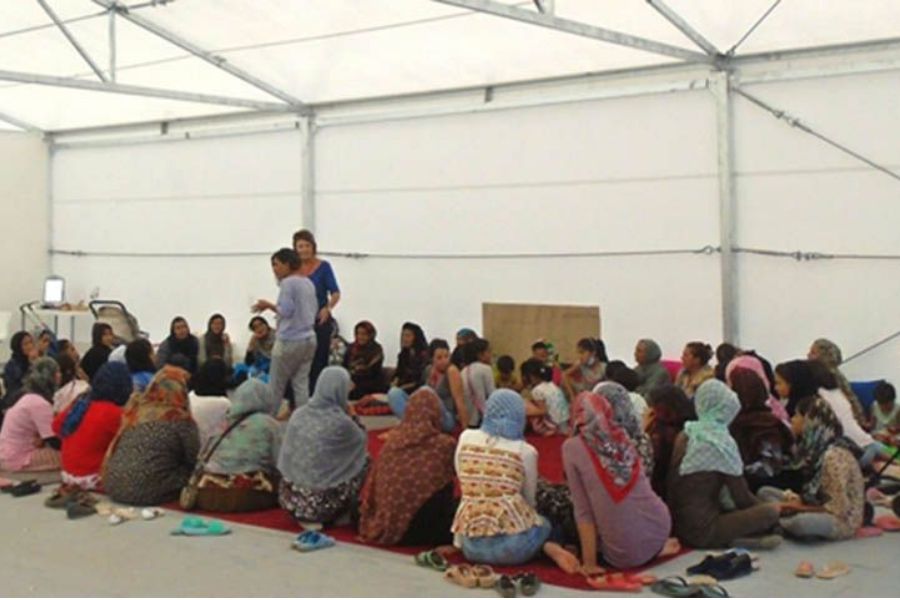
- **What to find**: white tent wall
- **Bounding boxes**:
[50,129,304,352]
[315,90,723,364]
[0,132,48,361]
[732,69,900,383]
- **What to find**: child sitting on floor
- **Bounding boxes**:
[520,358,569,436]
[494,355,522,392]
[871,381,899,438]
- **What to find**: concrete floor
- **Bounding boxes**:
[2,489,898,597]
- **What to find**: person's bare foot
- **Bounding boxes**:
[659,537,681,558]
[544,541,581,574]
[377,428,396,442]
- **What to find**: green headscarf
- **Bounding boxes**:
[680,379,743,476]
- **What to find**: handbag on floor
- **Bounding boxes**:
[180,412,252,510]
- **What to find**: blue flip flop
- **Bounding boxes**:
[171,516,232,536]
[292,530,335,552]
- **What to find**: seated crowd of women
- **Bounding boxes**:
[0,321,896,576]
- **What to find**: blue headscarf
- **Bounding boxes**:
[480,389,526,441]
[61,362,133,438]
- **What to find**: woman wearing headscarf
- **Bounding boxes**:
[198,313,234,368]
[390,322,429,394]
[52,362,132,490]
[633,339,671,397]
[593,382,654,473]
[727,368,793,491]
[563,392,674,573]
[667,380,781,548]
[451,390,579,571]
[644,384,696,500]
[125,338,157,393]
[0,358,62,471]
[80,323,115,381]
[726,355,790,425]
[359,387,457,546]
[808,338,865,427]
[342,321,387,401]
[193,379,282,512]
[278,367,369,526]
[2,331,36,408]
[155,317,200,375]
[757,397,864,541]
[102,366,200,505]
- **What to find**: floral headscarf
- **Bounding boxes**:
[574,392,640,503]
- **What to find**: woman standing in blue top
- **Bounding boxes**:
[293,229,341,394]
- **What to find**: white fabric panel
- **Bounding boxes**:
[316,91,723,362]
[50,130,304,349]
[734,72,900,382]
[0,133,48,360]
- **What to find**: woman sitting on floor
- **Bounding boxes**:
[667,380,781,549]
[102,366,200,506]
[773,359,819,416]
[199,313,234,368]
[343,321,387,401]
[0,358,62,472]
[644,384,695,501]
[564,392,677,573]
[633,338,671,397]
[727,368,793,492]
[52,362,132,492]
[278,367,369,527]
[2,332,36,408]
[757,397,864,541]
[52,352,91,415]
[605,360,648,423]
[390,339,467,432]
[125,338,157,393]
[562,338,607,399]
[389,322,429,395]
[193,379,282,512]
[808,338,866,427]
[239,316,276,383]
[460,338,495,427]
[726,354,790,425]
[451,389,580,571]
[675,341,715,399]
[80,323,115,382]
[359,387,458,546]
[520,358,569,436]
[189,358,232,450]
[156,316,200,375]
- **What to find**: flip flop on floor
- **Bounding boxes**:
[414,549,448,571]
[472,565,499,589]
[512,572,540,596]
[794,561,815,578]
[292,530,335,552]
[587,572,643,593]
[874,514,900,532]
[651,576,729,598]
[171,516,231,536]
[855,526,883,539]
[816,561,851,580]
[444,564,478,588]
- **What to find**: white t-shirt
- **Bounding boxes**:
[629,392,649,423]
[818,387,874,448]
[532,382,569,430]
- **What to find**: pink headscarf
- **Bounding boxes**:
[725,355,790,426]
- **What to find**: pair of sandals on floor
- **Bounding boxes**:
[416,549,539,597]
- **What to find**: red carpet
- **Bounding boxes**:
[167,430,686,591]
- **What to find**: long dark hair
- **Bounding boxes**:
[775,360,819,415]
[91,322,112,348]
[400,322,428,354]
[577,337,609,363]
[8,331,32,369]
[126,338,156,373]
[204,313,228,361]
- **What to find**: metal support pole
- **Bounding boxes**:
[432,0,712,64]
[711,71,738,345]
[109,5,117,82]
[93,0,307,110]
[0,68,294,112]
[36,0,109,82]
[645,0,721,57]
[301,115,317,232]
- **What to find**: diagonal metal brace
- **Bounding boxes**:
[36,0,109,82]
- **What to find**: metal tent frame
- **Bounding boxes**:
[1,0,899,354]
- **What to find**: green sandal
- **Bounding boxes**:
[651,576,729,598]
[414,550,449,571]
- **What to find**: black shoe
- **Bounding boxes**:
[9,480,42,497]
[66,500,97,520]
[495,575,516,598]
[687,552,737,576]
[513,573,540,597]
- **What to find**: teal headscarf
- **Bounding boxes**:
[481,389,526,441]
[680,379,743,476]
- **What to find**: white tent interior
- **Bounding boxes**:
[0,0,897,384]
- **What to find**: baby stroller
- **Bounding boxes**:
[89,300,146,344]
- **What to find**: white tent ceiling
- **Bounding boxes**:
[1,0,900,131]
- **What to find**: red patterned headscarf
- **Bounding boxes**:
[574,392,641,503]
